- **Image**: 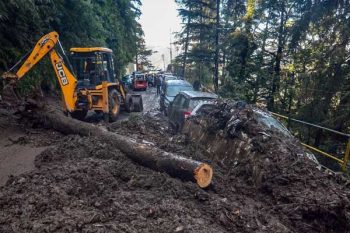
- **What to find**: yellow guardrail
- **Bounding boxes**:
[271,112,350,172]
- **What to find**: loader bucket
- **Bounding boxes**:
[126,94,143,112]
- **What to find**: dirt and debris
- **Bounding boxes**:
[183,100,350,232]
[0,98,350,232]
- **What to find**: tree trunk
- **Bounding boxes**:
[214,0,220,93]
[22,103,213,188]
[182,7,192,78]
[287,71,295,129]
[268,4,285,111]
[253,18,269,103]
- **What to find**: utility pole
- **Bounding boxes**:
[135,40,139,72]
[169,29,173,63]
[135,52,138,72]
[162,54,165,71]
[170,28,173,72]
[214,0,220,93]
[182,6,192,79]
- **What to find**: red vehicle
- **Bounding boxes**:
[132,73,148,91]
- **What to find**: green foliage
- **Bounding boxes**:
[176,0,218,83]
[136,35,155,70]
[176,0,350,161]
[0,0,142,93]
[185,63,213,86]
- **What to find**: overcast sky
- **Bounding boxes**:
[138,0,182,69]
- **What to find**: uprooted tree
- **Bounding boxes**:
[18,100,213,188]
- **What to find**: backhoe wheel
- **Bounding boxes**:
[70,110,88,121]
[108,89,120,122]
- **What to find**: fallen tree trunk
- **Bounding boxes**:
[22,104,213,188]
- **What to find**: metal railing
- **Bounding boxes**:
[271,112,350,172]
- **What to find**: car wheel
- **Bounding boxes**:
[168,121,179,134]
[168,121,175,134]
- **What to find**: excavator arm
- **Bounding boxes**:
[2,31,77,112]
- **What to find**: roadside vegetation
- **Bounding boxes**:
[175,0,350,161]
[0,0,143,90]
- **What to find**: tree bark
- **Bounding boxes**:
[22,103,213,188]
[213,0,220,93]
[253,18,269,103]
[182,6,192,78]
[268,3,286,111]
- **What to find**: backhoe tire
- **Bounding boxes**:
[108,89,120,122]
[70,110,88,121]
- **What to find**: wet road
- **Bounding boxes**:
[139,87,159,112]
[118,87,159,120]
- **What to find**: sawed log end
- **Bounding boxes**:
[194,163,213,188]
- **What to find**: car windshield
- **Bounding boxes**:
[166,85,193,97]
[164,76,177,81]
[135,75,145,80]
[195,104,216,115]
[254,109,291,137]
[189,98,216,110]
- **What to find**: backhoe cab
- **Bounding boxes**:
[1,32,143,122]
[69,47,143,122]
[70,47,115,88]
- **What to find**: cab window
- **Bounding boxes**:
[102,53,112,82]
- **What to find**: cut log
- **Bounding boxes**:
[22,103,213,188]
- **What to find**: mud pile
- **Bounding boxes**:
[0,101,350,232]
[0,135,226,233]
[184,100,350,232]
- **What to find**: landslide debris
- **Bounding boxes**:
[184,100,350,232]
[0,100,350,232]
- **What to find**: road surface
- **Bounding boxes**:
[85,87,159,122]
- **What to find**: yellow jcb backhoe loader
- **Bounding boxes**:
[1,31,143,122]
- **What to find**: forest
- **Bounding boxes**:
[0,0,143,92]
[175,0,350,159]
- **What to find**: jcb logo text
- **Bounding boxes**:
[56,63,68,86]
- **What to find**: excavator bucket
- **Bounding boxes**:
[1,73,21,103]
[1,84,19,103]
